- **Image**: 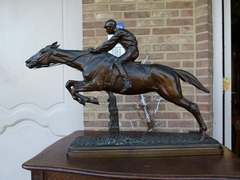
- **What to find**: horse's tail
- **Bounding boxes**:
[174,69,210,93]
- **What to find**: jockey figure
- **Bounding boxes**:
[89,19,139,93]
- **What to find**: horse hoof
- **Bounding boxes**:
[199,130,207,141]
[76,98,85,106]
[73,96,78,100]
[200,135,207,141]
[81,99,86,106]
[92,98,99,105]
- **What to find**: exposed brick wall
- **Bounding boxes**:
[195,0,213,135]
[82,0,213,135]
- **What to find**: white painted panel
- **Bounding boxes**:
[212,0,223,143]
[212,0,232,149]
[0,121,61,180]
[0,0,83,179]
[223,0,232,149]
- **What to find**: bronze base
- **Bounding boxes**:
[66,131,223,158]
[67,143,223,158]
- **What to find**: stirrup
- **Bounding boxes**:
[120,79,132,93]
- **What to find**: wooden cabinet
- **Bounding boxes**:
[23,131,240,180]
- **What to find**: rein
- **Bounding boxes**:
[48,50,92,69]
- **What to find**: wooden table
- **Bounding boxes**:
[22,131,240,180]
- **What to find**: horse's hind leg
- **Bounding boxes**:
[179,98,207,140]
[180,98,207,139]
[159,91,207,140]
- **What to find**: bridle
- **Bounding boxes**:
[33,49,54,68]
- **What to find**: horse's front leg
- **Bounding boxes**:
[65,80,81,99]
[65,80,99,105]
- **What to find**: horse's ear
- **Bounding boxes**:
[51,42,60,49]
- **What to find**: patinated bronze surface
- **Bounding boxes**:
[66,131,222,158]
[69,131,217,147]
[25,42,209,140]
[107,91,119,134]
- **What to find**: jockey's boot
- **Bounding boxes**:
[115,61,132,93]
[120,77,132,93]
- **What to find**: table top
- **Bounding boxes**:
[22,131,240,179]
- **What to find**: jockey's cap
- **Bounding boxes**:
[103,19,116,29]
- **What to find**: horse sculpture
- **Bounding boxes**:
[26,42,210,139]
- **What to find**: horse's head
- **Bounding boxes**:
[26,42,60,69]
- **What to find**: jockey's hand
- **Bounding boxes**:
[88,48,98,53]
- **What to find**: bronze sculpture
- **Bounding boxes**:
[89,19,139,93]
[25,41,210,141]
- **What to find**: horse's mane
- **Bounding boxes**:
[53,48,117,63]
[53,49,92,61]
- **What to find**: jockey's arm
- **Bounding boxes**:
[94,33,120,52]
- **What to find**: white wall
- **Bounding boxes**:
[0,1,83,179]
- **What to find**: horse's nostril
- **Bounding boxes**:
[26,59,31,64]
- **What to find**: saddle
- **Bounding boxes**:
[123,61,151,75]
